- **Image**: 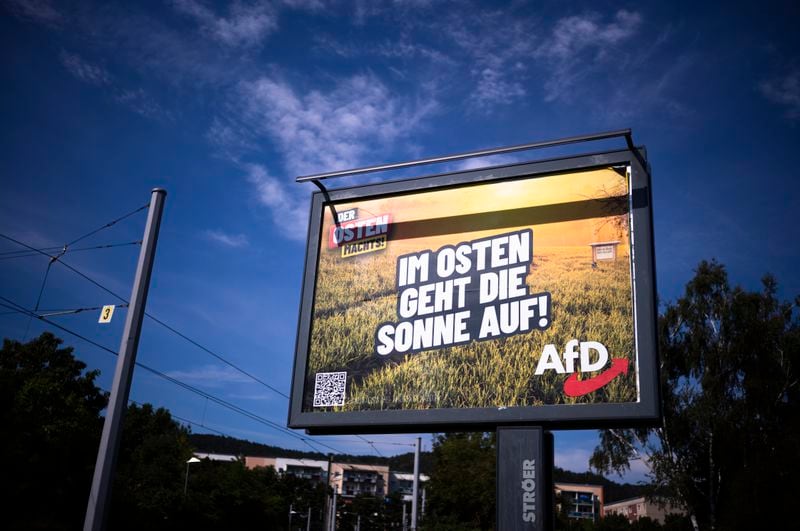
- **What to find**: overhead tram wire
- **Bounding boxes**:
[0,303,128,317]
[7,204,146,341]
[0,232,291,400]
[144,314,290,399]
[0,294,345,456]
[0,245,65,257]
[0,241,142,261]
[111,390,231,438]
[65,203,149,247]
[112,390,333,470]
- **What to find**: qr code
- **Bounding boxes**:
[313,371,347,407]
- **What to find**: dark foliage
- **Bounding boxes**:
[591,261,800,530]
[425,432,496,530]
[0,333,107,530]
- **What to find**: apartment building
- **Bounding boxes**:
[604,496,684,524]
[389,472,430,503]
[330,462,389,498]
[554,482,604,522]
[244,456,328,483]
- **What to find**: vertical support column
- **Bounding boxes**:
[411,436,421,530]
[497,426,554,531]
[83,188,167,531]
[330,486,338,531]
[323,454,333,531]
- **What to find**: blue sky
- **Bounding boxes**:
[1,0,798,483]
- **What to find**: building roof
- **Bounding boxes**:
[194,452,238,462]
[390,472,430,482]
[277,457,328,469]
[605,496,647,508]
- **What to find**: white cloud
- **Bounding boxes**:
[536,10,641,61]
[204,229,250,248]
[215,74,436,240]
[226,392,277,401]
[442,10,536,111]
[279,0,329,10]
[556,445,651,483]
[59,51,111,86]
[450,153,522,172]
[599,50,694,122]
[535,10,643,103]
[760,69,800,120]
[238,74,436,175]
[165,364,253,387]
[115,88,173,122]
[555,447,593,472]
[58,51,172,121]
[243,162,308,240]
[206,118,258,160]
[472,67,526,109]
[171,0,278,48]
[5,0,63,26]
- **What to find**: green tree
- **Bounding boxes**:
[426,432,496,530]
[110,403,194,530]
[338,492,384,530]
[0,333,107,530]
[590,261,800,530]
[0,333,334,530]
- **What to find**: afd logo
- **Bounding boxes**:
[533,339,629,397]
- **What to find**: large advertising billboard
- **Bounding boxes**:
[289,149,659,433]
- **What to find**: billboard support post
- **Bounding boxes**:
[497,427,554,531]
[83,188,166,531]
[323,453,332,531]
[411,437,420,530]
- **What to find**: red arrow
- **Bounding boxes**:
[563,358,629,397]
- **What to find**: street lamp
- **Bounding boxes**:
[184,456,201,495]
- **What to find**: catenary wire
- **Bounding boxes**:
[66,204,149,247]
[110,391,372,474]
[0,241,142,261]
[113,391,230,438]
[0,294,344,455]
[0,232,291,399]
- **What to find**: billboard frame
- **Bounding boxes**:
[288,146,659,434]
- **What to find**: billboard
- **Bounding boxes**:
[289,148,659,434]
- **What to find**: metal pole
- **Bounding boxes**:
[411,437,420,530]
[307,506,312,531]
[402,502,407,531]
[83,189,166,531]
[324,454,332,531]
[331,486,338,531]
[183,461,190,496]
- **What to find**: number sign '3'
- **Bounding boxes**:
[98,305,115,324]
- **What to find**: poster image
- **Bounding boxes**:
[301,166,640,414]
